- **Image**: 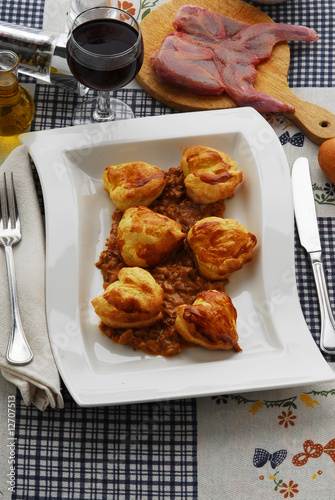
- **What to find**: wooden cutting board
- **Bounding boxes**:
[136,0,335,145]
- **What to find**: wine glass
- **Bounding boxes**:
[66,6,143,124]
[67,0,117,31]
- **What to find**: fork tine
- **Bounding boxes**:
[10,173,19,232]
[3,172,10,230]
[3,173,19,231]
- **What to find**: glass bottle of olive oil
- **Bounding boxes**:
[0,50,34,136]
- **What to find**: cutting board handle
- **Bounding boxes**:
[283,92,335,145]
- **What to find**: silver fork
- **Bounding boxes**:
[0,173,33,365]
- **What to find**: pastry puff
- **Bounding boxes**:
[91,267,163,328]
[117,206,185,267]
[181,145,243,204]
[187,217,257,280]
[175,290,241,351]
[103,161,166,211]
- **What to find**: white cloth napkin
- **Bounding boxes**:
[0,145,64,411]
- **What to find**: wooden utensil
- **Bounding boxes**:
[136,0,335,145]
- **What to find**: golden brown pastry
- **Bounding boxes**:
[91,267,163,328]
[103,161,166,211]
[187,217,257,280]
[175,290,241,351]
[180,145,243,204]
[117,206,185,267]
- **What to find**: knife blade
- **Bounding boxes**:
[292,157,335,354]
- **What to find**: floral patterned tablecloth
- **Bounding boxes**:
[198,383,335,499]
[1,0,335,499]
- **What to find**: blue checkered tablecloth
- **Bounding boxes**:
[1,1,335,499]
[14,394,198,498]
[295,219,335,348]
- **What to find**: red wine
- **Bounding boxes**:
[66,19,143,91]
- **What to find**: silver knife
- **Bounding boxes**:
[292,157,335,354]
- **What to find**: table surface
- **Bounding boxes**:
[1,1,335,499]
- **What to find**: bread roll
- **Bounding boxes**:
[91,267,163,328]
[181,145,243,204]
[318,137,335,184]
[117,206,185,267]
[103,161,166,211]
[187,217,257,280]
[175,290,241,351]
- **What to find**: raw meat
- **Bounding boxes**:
[151,5,318,112]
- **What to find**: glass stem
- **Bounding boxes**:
[93,91,114,121]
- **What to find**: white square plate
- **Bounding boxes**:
[20,108,334,406]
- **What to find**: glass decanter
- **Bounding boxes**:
[0,50,35,136]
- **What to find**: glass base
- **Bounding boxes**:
[72,96,134,125]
